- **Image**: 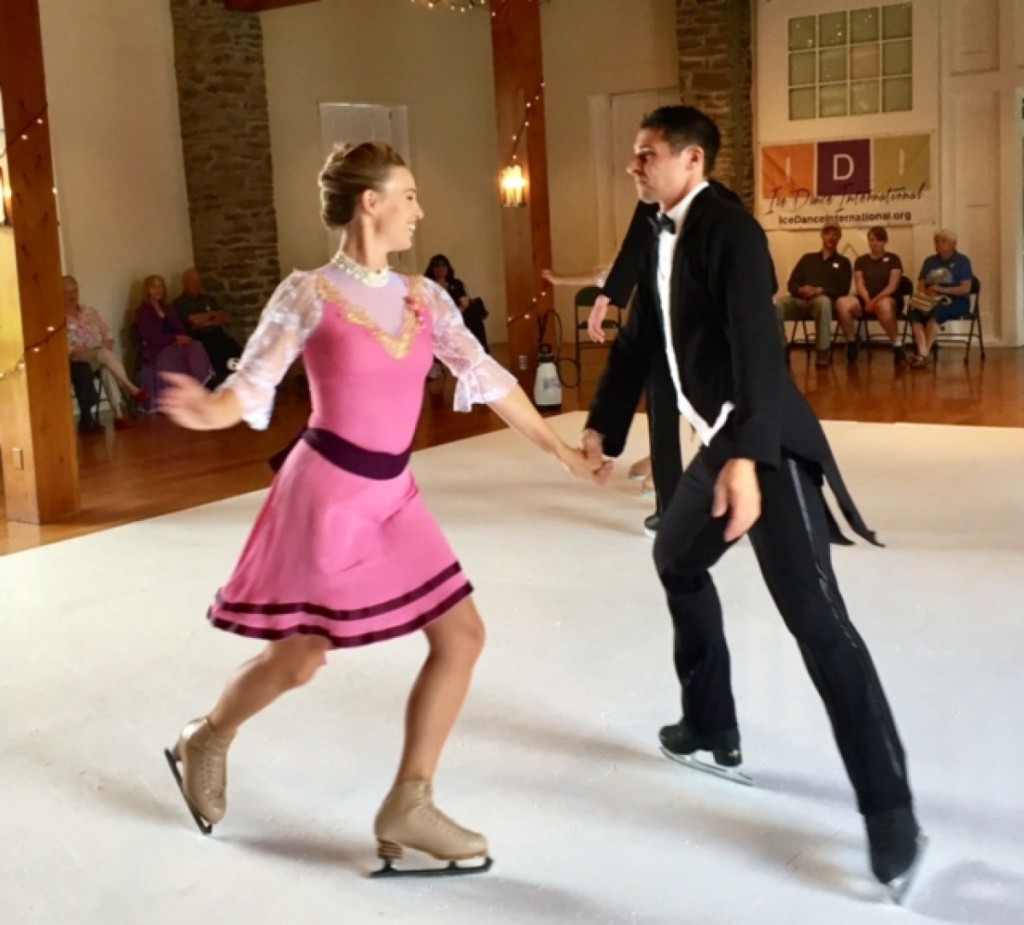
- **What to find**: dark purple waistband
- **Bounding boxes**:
[301,427,411,480]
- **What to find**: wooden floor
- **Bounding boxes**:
[1,340,1019,555]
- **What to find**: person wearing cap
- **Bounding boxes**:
[775,224,852,367]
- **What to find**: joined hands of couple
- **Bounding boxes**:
[579,429,761,541]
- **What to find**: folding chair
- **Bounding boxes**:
[934,275,986,365]
[572,285,623,374]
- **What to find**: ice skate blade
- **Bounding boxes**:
[883,834,928,905]
[163,748,214,836]
[371,856,493,879]
[660,746,754,787]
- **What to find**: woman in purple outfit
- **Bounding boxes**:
[135,275,213,408]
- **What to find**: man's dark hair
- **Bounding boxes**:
[640,105,721,173]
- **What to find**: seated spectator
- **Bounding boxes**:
[69,359,103,435]
[907,229,973,369]
[64,275,147,430]
[834,227,906,366]
[775,223,852,367]
[172,268,242,385]
[135,274,214,408]
[425,253,489,355]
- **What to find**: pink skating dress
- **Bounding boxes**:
[207,263,516,648]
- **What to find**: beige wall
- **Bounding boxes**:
[542,0,677,338]
[34,0,677,352]
[260,0,504,341]
[39,0,193,347]
[261,0,677,345]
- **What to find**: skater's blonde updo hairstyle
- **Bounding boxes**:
[319,141,407,229]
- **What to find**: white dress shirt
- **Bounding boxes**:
[655,181,734,446]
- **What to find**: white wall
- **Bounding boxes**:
[755,0,940,297]
[755,0,1024,345]
[39,0,194,346]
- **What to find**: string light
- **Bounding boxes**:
[0,104,49,162]
[406,0,487,11]
[402,0,547,330]
[0,104,54,226]
[0,322,67,384]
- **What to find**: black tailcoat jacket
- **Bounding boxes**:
[586,186,877,545]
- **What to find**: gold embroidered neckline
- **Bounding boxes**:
[313,273,424,360]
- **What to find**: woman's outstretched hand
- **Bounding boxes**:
[159,372,224,430]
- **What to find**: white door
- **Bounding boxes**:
[318,103,415,273]
[589,87,677,261]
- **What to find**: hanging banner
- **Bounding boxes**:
[759,134,933,230]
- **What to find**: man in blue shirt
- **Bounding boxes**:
[908,229,973,368]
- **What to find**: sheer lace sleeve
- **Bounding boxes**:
[422,278,516,412]
[219,271,322,429]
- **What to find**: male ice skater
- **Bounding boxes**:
[579,105,924,901]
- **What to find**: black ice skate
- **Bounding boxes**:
[866,806,927,904]
[658,720,754,787]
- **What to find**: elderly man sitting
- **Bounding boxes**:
[172,269,242,386]
[907,229,973,368]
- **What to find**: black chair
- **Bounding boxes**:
[933,275,985,365]
[573,285,623,372]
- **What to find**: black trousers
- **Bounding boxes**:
[652,439,912,816]
[194,327,242,384]
[646,355,683,516]
[69,360,98,424]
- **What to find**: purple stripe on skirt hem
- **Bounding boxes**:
[207,582,473,649]
[213,561,464,622]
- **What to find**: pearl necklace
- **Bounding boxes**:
[330,250,390,288]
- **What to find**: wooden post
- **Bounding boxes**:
[490,0,553,392]
[0,0,80,523]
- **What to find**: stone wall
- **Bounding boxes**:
[676,0,754,208]
[169,0,280,336]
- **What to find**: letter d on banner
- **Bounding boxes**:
[832,154,855,181]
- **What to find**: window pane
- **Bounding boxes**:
[883,3,912,39]
[850,43,880,79]
[850,8,880,44]
[819,47,848,82]
[851,80,880,114]
[819,84,848,118]
[883,39,912,76]
[790,87,817,120]
[882,76,912,111]
[789,51,817,86]
[819,11,848,47]
[789,16,817,51]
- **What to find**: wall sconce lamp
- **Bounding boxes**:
[500,164,527,208]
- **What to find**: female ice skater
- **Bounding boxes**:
[160,141,604,877]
